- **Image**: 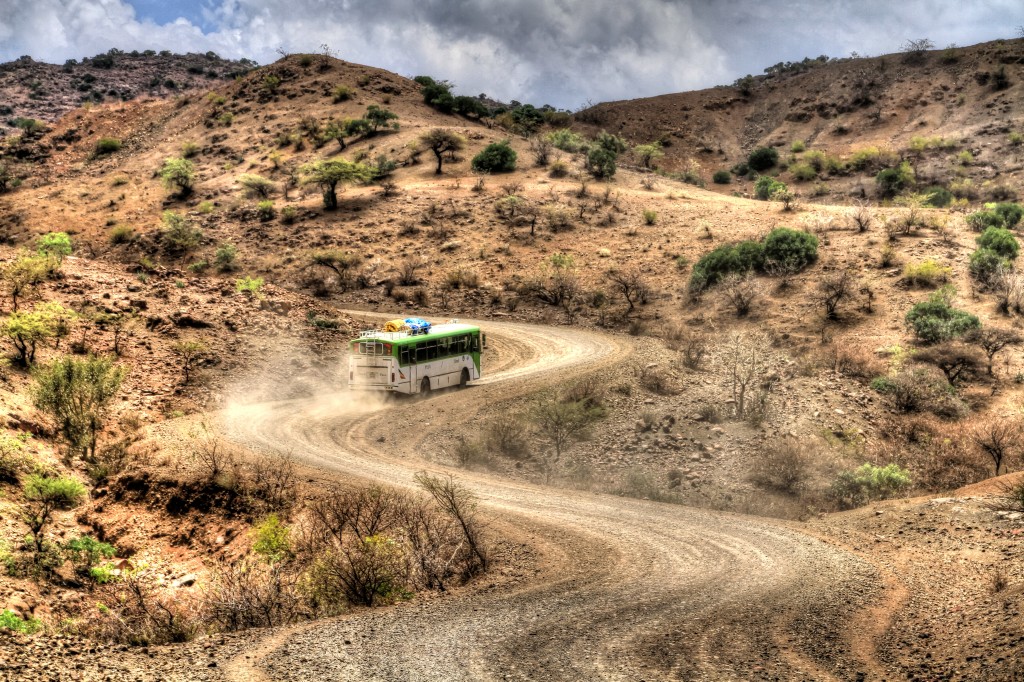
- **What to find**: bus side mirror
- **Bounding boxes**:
[482,333,487,349]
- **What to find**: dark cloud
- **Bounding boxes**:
[0,0,1018,108]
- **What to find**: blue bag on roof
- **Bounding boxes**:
[404,317,431,334]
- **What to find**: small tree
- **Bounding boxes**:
[1,308,60,364]
[414,472,488,572]
[971,419,1019,475]
[420,129,466,175]
[905,288,980,343]
[3,255,50,311]
[967,327,1021,375]
[172,339,208,383]
[605,267,650,314]
[729,332,770,418]
[161,211,203,253]
[530,398,602,481]
[913,342,981,386]
[747,147,778,171]
[37,232,72,266]
[365,105,398,132]
[301,159,374,209]
[23,475,86,553]
[159,157,197,197]
[310,250,362,291]
[850,200,873,232]
[32,355,126,461]
[633,142,664,169]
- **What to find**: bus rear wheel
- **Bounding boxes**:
[420,377,431,395]
[459,368,469,388]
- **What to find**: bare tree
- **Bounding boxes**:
[529,398,601,481]
[414,472,488,571]
[818,268,856,319]
[971,419,1020,475]
[967,327,1021,375]
[528,136,553,166]
[729,332,770,418]
[605,267,650,314]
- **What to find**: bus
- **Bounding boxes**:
[348,319,485,395]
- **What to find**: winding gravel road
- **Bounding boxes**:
[222,319,882,681]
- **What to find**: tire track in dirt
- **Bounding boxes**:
[222,319,883,681]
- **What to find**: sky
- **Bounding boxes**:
[0,1,1020,109]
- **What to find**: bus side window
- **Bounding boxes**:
[427,342,438,360]
[400,347,411,365]
[415,343,426,363]
[458,335,468,354]
[471,334,480,352]
[440,338,450,358]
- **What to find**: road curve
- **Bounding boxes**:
[222,319,881,681]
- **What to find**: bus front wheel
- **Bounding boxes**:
[420,377,431,395]
[459,368,469,388]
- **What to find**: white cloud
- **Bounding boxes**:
[0,0,1018,108]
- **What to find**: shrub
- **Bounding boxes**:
[922,185,953,207]
[977,227,1019,259]
[966,210,1005,231]
[485,416,530,459]
[903,259,952,286]
[331,85,352,102]
[0,610,41,634]
[762,227,818,270]
[969,248,1008,284]
[238,173,274,198]
[94,137,121,156]
[905,289,981,343]
[789,162,817,181]
[159,157,196,196]
[471,140,517,173]
[181,141,200,158]
[161,211,202,253]
[829,463,911,509]
[753,438,812,494]
[994,202,1024,228]
[790,140,806,153]
[215,243,237,271]
[754,175,786,200]
[586,147,618,178]
[747,146,778,171]
[546,129,588,153]
[712,170,731,184]
[32,355,126,461]
[108,225,134,244]
[64,535,116,576]
[875,161,915,197]
[688,241,764,293]
[642,209,657,225]
[256,201,275,221]
[236,276,264,297]
[37,232,72,265]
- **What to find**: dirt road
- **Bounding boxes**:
[222,320,883,681]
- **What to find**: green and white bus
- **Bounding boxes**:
[348,321,484,395]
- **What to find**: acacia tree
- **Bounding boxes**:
[32,355,126,462]
[971,419,1020,475]
[529,398,602,482]
[419,129,466,175]
[967,327,1021,375]
[605,267,650,314]
[301,159,374,209]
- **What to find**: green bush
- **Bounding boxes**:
[161,211,202,252]
[215,243,237,271]
[969,248,1009,283]
[762,227,818,270]
[875,161,915,197]
[993,202,1024,228]
[977,227,1019,259]
[546,129,588,153]
[748,146,778,171]
[23,474,87,553]
[903,259,952,286]
[829,463,911,509]
[256,200,275,222]
[159,157,196,196]
[471,140,517,173]
[37,232,72,264]
[94,138,122,156]
[688,241,763,293]
[64,535,116,576]
[586,147,617,178]
[790,140,806,153]
[754,175,787,200]
[905,289,981,343]
[236,276,264,296]
[966,210,1004,232]
[712,170,731,184]
[789,162,817,181]
[0,609,41,634]
[108,225,134,245]
[922,185,953,207]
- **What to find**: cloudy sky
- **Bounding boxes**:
[0,1,1020,109]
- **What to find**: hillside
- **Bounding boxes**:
[0,43,1020,678]
[0,50,256,134]
[578,38,1024,204]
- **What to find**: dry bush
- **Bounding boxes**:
[818,268,857,319]
[665,326,709,370]
[825,345,886,379]
[453,436,489,468]
[989,479,1024,512]
[850,200,873,232]
[562,376,606,409]
[874,417,990,491]
[637,366,678,395]
[193,434,241,484]
[971,418,1021,475]
[913,343,982,387]
[84,569,205,644]
[720,273,758,316]
[752,438,814,494]
[994,270,1024,315]
[246,453,298,512]
[206,560,302,630]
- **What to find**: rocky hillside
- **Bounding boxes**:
[577,38,1024,203]
[0,50,256,134]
